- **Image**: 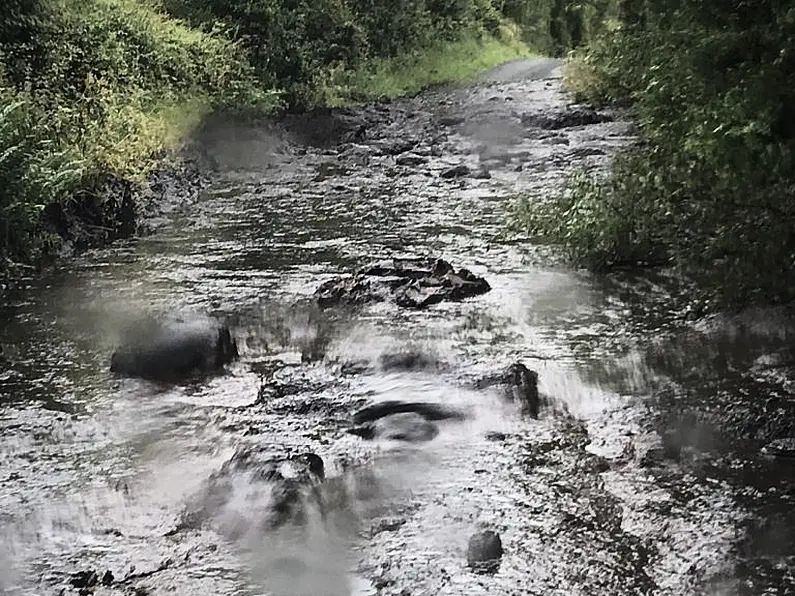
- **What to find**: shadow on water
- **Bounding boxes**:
[1,59,794,595]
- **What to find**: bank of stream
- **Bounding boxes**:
[2,59,795,596]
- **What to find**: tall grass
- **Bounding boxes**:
[0,0,269,267]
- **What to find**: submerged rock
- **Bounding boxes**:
[349,412,439,443]
[440,164,471,178]
[438,115,465,127]
[314,257,491,309]
[761,438,795,458]
[352,400,466,425]
[172,448,326,537]
[348,400,464,443]
[110,314,238,381]
[334,349,444,376]
[395,153,428,166]
[68,569,114,595]
[467,530,504,574]
[378,350,443,372]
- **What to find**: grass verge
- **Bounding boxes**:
[324,30,533,106]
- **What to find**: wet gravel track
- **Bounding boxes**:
[2,59,795,596]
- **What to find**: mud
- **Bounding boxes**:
[1,58,795,596]
[0,153,210,302]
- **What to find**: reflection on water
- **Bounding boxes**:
[1,62,794,596]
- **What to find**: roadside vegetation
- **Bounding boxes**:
[512,1,795,310]
[1,0,606,279]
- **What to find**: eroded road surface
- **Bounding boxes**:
[2,59,795,596]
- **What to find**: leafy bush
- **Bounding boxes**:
[159,0,540,108]
[0,0,270,267]
[0,85,83,264]
[328,33,530,106]
[500,0,618,55]
[516,2,795,309]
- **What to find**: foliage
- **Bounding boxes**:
[0,0,269,266]
[325,32,531,106]
[516,2,795,309]
[500,0,618,55]
[159,0,515,108]
[0,0,603,274]
[0,87,83,264]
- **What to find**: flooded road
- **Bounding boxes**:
[2,59,795,596]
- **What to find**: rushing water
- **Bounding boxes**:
[2,59,795,596]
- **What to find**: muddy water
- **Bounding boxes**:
[2,59,795,596]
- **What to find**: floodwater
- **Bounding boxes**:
[2,59,795,596]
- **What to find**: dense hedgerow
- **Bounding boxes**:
[514,1,795,309]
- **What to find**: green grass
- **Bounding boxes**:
[324,29,533,107]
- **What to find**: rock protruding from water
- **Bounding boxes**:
[378,350,443,372]
[314,258,491,309]
[476,362,541,418]
[68,569,114,595]
[440,164,471,179]
[336,349,445,376]
[172,449,326,537]
[467,530,504,574]
[110,314,238,382]
[353,400,466,425]
[761,438,795,458]
[521,107,612,130]
[503,362,541,418]
[348,400,466,443]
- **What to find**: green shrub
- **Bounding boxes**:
[500,0,618,55]
[0,85,84,264]
[0,0,272,267]
[2,0,608,274]
[518,3,795,309]
[158,0,550,108]
[326,32,531,106]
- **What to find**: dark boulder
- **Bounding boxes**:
[475,362,541,418]
[503,362,541,418]
[348,400,465,443]
[110,315,238,381]
[313,276,392,309]
[314,257,491,309]
[467,530,504,574]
